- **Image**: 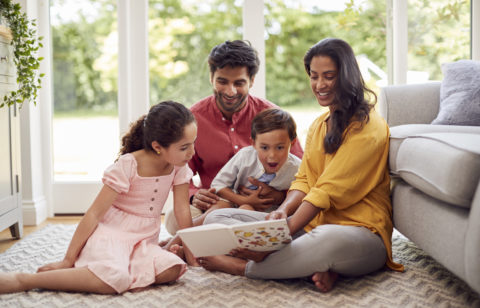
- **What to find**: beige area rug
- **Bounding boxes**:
[0,224,479,308]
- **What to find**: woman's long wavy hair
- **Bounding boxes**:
[304,38,375,154]
[117,100,195,160]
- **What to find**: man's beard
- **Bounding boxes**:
[214,91,247,113]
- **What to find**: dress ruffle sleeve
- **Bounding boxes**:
[173,165,194,186]
[102,154,136,194]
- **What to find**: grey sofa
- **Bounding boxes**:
[378,81,480,294]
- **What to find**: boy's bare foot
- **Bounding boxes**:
[0,272,25,294]
[311,271,338,292]
[230,248,273,263]
[168,244,185,260]
[198,256,247,276]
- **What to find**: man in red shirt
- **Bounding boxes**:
[164,40,303,235]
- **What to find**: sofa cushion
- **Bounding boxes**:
[391,132,480,208]
[431,60,480,126]
[389,124,480,173]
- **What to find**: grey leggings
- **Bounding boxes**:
[203,208,387,279]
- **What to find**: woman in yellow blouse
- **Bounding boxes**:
[198,38,404,292]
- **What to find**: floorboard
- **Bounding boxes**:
[0,216,83,253]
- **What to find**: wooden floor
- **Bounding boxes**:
[0,216,83,253]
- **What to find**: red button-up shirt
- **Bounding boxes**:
[188,94,304,197]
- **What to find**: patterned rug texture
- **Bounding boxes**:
[0,224,479,308]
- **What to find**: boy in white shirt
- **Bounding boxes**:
[210,108,301,212]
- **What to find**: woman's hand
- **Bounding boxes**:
[37,259,74,273]
[266,208,287,220]
[229,248,274,263]
[192,188,219,211]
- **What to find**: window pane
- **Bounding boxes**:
[408,0,470,82]
[265,0,387,145]
[148,0,243,107]
[50,0,118,181]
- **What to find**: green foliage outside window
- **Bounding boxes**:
[50,0,470,114]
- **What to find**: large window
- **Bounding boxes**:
[43,0,476,214]
[50,0,118,181]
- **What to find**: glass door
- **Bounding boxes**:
[50,0,118,213]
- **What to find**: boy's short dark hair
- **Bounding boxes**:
[208,40,260,79]
[251,108,297,141]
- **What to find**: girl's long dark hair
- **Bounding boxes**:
[304,38,375,154]
[118,100,195,159]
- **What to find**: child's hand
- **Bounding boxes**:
[37,259,74,273]
[192,188,218,211]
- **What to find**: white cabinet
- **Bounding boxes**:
[0,33,23,238]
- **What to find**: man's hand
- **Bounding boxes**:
[192,188,219,211]
[240,186,275,211]
[238,177,287,205]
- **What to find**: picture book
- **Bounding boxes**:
[177,219,292,257]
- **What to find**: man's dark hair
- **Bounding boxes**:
[208,40,260,79]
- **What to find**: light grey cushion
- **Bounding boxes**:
[431,60,480,126]
[393,132,480,208]
[389,124,480,173]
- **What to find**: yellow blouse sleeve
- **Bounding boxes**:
[300,114,390,211]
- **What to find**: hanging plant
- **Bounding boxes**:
[0,0,44,108]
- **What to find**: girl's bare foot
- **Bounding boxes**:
[159,237,172,247]
[198,255,247,276]
[161,235,182,251]
[168,244,185,260]
[311,271,338,292]
[0,272,26,294]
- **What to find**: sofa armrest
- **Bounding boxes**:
[377,82,441,127]
[465,181,480,294]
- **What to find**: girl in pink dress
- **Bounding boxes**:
[0,101,198,294]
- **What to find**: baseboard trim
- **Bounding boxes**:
[22,196,48,226]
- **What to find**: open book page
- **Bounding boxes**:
[231,219,291,251]
[177,220,292,257]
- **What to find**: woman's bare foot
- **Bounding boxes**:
[168,244,185,260]
[311,271,338,292]
[230,248,273,263]
[198,255,247,276]
[0,272,26,294]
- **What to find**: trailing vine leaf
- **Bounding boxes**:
[0,0,43,108]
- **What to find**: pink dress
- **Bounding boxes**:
[74,153,192,293]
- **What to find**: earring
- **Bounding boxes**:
[157,151,161,155]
